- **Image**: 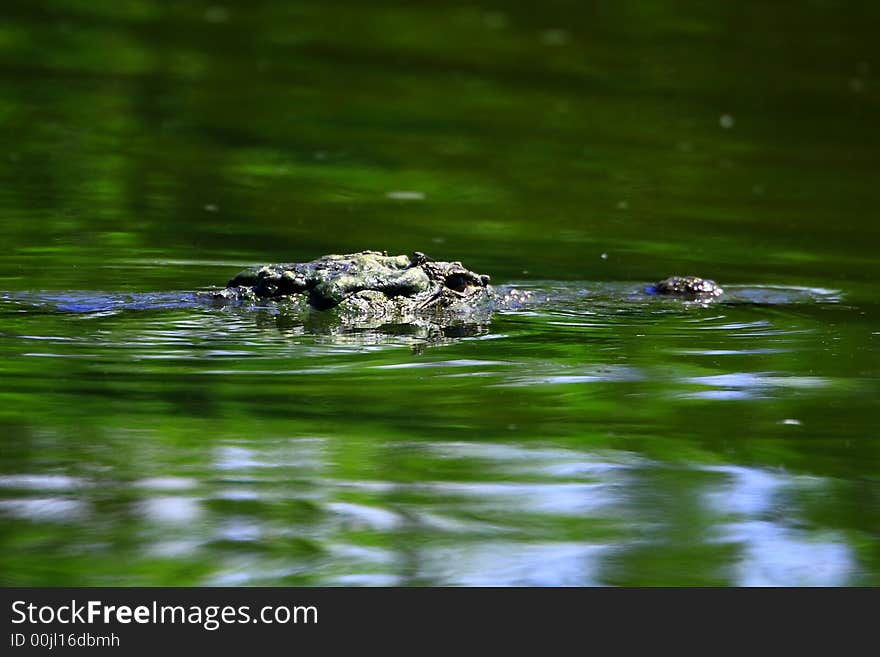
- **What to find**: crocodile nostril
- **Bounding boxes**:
[445,274,469,292]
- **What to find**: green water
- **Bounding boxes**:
[0,0,878,586]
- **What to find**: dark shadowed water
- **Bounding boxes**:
[0,0,878,586]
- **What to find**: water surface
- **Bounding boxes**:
[0,0,877,586]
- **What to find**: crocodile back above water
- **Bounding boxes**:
[208,250,722,320]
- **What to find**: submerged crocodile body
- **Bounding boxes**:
[206,250,723,324]
[3,251,838,346]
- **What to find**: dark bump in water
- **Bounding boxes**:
[648,276,724,299]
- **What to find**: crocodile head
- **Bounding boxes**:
[219,251,493,317]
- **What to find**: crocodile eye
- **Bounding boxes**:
[445,274,469,292]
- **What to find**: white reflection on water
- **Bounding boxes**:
[681,372,831,400]
[134,477,198,491]
[723,522,854,587]
[419,542,610,586]
[0,474,86,490]
[0,476,91,522]
[419,481,614,516]
[326,502,404,531]
[372,359,515,370]
[199,441,860,585]
[0,497,88,521]
[703,465,854,586]
[217,519,263,542]
[490,364,644,387]
[704,465,782,516]
[328,574,402,586]
[0,437,860,586]
[214,438,328,472]
[139,496,202,524]
[685,373,828,389]
[422,441,640,475]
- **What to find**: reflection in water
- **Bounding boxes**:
[682,372,830,400]
[0,278,875,585]
[0,437,856,585]
[0,282,842,360]
[415,542,611,587]
[2,290,495,350]
[139,496,202,525]
[705,466,854,586]
[0,497,89,522]
[723,523,853,587]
